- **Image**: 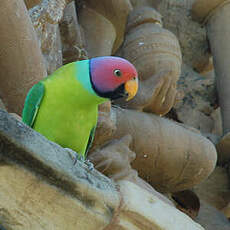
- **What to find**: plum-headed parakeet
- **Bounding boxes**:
[22,56,138,161]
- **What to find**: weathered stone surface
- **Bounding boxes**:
[174,64,217,134]
[196,200,230,230]
[0,165,117,230]
[0,0,47,115]
[29,0,72,25]
[29,0,74,73]
[0,109,205,229]
[29,1,65,74]
[112,108,217,193]
[42,23,63,74]
[60,2,88,64]
[118,181,204,230]
[193,0,230,165]
[154,0,212,72]
[9,113,22,122]
[194,167,230,210]
[89,135,136,179]
[0,110,119,229]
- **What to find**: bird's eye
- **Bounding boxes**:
[113,69,122,77]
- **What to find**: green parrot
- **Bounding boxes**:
[22,56,138,162]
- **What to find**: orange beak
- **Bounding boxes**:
[124,77,138,101]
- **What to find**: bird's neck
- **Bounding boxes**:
[75,60,107,105]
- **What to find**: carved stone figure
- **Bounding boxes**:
[118,6,182,116]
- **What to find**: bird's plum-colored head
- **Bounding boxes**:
[90,56,138,101]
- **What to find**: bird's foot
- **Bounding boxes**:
[84,159,94,171]
[65,148,94,171]
[65,148,84,164]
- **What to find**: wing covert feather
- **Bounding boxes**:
[22,82,45,127]
[85,126,96,157]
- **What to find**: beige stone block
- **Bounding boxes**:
[117,181,204,230]
[0,164,117,229]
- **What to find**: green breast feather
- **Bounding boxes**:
[22,82,45,127]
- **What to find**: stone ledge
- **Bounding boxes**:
[0,109,120,229]
[0,109,204,229]
[0,110,118,201]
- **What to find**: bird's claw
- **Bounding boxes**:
[65,148,79,161]
[73,154,84,165]
[65,148,94,170]
[84,159,94,171]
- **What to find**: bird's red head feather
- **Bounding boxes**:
[90,56,138,100]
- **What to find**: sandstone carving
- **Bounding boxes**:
[154,0,212,73]
[78,7,116,57]
[0,0,47,115]
[112,108,217,192]
[192,0,230,163]
[118,6,182,116]
[78,0,132,57]
[79,0,133,53]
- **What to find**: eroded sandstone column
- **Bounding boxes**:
[78,0,133,57]
[78,7,116,57]
[0,0,47,115]
[118,6,182,116]
[192,0,230,162]
[112,108,217,192]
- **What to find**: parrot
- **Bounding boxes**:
[22,56,138,164]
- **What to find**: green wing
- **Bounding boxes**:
[22,82,45,127]
[85,126,96,158]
